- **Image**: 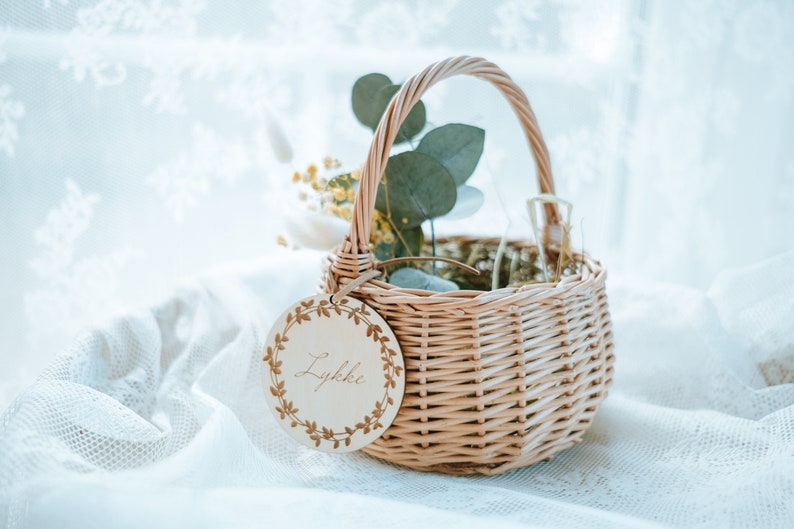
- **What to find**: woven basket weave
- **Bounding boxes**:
[322,56,614,475]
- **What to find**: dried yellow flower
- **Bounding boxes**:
[322,156,340,170]
[333,187,347,202]
[339,204,353,220]
[276,235,288,247]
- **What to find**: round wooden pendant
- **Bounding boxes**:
[261,294,405,452]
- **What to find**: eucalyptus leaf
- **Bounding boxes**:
[372,226,423,262]
[416,123,484,185]
[352,73,392,129]
[388,267,459,292]
[374,85,426,143]
[395,225,424,258]
[439,185,484,221]
[375,151,457,229]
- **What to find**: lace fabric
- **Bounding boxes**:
[2,249,792,528]
[2,0,793,526]
[3,0,793,409]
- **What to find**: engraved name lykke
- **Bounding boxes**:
[294,352,366,392]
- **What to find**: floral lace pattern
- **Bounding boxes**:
[0,84,24,157]
[1,12,792,527]
[0,0,794,396]
[25,180,131,347]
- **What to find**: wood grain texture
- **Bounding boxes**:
[262,295,405,453]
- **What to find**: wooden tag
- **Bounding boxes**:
[261,295,405,452]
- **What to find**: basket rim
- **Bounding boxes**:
[330,245,606,303]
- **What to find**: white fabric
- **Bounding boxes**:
[2,0,793,526]
[3,0,794,407]
[2,248,792,529]
[1,0,644,405]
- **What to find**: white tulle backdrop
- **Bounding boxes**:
[1,2,793,527]
[2,0,792,404]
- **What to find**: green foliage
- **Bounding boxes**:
[348,72,488,290]
[416,124,484,186]
[373,85,426,144]
[326,171,356,196]
[352,75,425,144]
[375,151,457,229]
[372,226,423,262]
[395,225,424,258]
[388,267,459,292]
[351,73,392,130]
[442,185,485,221]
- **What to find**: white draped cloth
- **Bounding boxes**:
[2,2,793,525]
[2,248,792,529]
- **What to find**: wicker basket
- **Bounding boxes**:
[322,56,614,475]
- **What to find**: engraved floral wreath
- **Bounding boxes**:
[263,297,403,449]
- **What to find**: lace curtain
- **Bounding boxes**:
[2,3,794,528]
[1,0,792,407]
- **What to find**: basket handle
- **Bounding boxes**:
[334,56,561,279]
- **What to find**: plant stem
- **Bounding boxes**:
[384,216,417,257]
[430,219,437,276]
